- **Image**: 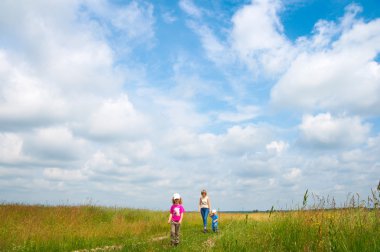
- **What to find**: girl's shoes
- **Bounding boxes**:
[203,228,208,233]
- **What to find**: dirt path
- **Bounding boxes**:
[71,234,167,252]
[72,245,123,252]
[203,237,216,249]
[150,235,167,242]
[201,221,232,250]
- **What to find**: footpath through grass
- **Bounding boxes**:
[1,203,379,251]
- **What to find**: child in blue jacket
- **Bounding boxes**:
[210,209,218,232]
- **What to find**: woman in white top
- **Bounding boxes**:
[199,189,211,232]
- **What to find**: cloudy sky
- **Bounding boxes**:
[0,0,379,211]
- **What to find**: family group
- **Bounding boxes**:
[168,189,218,246]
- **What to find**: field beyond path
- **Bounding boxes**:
[1,204,379,251]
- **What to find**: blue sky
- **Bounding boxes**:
[0,0,379,211]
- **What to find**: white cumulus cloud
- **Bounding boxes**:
[266,140,288,155]
[87,95,148,141]
[0,133,25,163]
[299,113,370,148]
[283,167,302,181]
[23,127,88,161]
[231,0,295,74]
[271,5,380,114]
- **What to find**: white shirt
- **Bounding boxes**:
[200,196,209,208]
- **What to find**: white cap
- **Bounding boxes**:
[173,193,181,199]
[212,209,217,214]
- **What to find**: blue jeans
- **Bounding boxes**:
[212,222,218,232]
[200,208,209,229]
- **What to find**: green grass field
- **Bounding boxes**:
[1,197,379,252]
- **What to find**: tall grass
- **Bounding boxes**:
[1,188,379,251]
[0,204,169,251]
[215,208,379,251]
[216,188,380,252]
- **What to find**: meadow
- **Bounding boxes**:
[1,191,379,251]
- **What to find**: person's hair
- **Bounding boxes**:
[201,189,207,196]
[172,197,183,204]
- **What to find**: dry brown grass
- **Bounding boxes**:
[219,212,270,222]
[0,204,169,251]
